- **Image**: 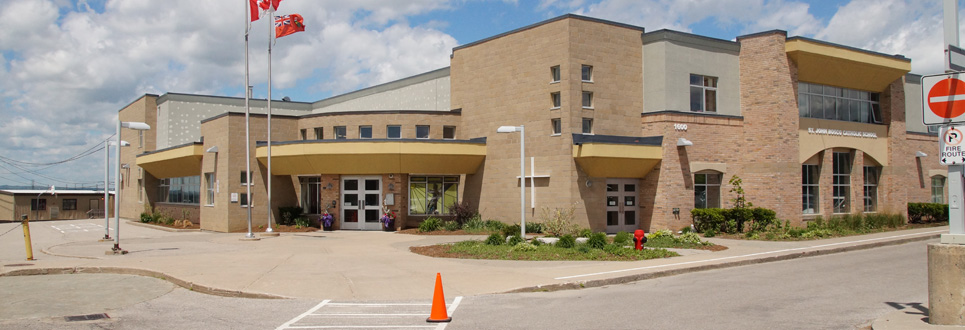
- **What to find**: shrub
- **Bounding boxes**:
[485,233,503,246]
[447,201,477,225]
[613,231,632,245]
[691,208,726,233]
[502,224,522,237]
[648,229,674,240]
[140,212,152,223]
[703,228,718,237]
[577,245,591,253]
[462,215,485,232]
[586,232,607,249]
[908,203,948,223]
[511,242,537,252]
[525,222,543,234]
[419,217,443,232]
[507,235,524,246]
[442,220,460,231]
[750,208,778,232]
[724,219,739,234]
[677,232,704,245]
[484,220,505,232]
[295,217,310,228]
[278,207,303,226]
[161,215,175,226]
[557,234,576,248]
[537,205,580,237]
[531,238,543,246]
[578,228,593,238]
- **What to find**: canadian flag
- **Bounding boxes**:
[250,0,283,22]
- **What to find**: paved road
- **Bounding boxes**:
[0,239,932,329]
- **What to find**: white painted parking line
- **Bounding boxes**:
[50,223,105,234]
[278,297,463,330]
[555,230,946,280]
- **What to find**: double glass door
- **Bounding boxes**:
[342,176,382,230]
[606,178,639,233]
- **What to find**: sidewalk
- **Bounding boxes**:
[0,218,945,301]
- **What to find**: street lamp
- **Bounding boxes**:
[103,139,129,241]
[497,125,526,239]
[113,121,150,254]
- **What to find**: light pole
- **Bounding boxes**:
[497,125,525,238]
[103,139,129,241]
[113,121,150,254]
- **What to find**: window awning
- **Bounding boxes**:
[572,134,663,178]
[136,143,203,179]
[256,139,487,175]
[786,37,911,92]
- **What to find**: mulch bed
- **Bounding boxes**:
[142,222,318,232]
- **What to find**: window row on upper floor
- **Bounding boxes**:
[299,125,456,140]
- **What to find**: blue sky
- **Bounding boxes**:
[0,0,958,187]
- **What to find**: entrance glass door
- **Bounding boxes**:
[341,176,382,230]
[605,178,639,233]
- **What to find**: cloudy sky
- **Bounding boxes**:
[0,0,958,188]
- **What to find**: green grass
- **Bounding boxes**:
[643,236,710,249]
[441,240,679,261]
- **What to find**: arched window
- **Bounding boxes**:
[932,176,946,204]
[694,171,722,209]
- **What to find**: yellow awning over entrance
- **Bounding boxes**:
[136,143,203,179]
[572,135,663,178]
[256,139,487,175]
[786,37,911,92]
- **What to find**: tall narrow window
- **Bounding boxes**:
[551,118,562,135]
[694,172,721,208]
[581,65,593,82]
[314,127,324,140]
[300,177,321,214]
[832,152,851,213]
[551,92,561,109]
[240,193,253,207]
[582,91,593,108]
[690,74,717,112]
[443,126,456,140]
[932,176,946,203]
[550,66,561,83]
[582,118,593,134]
[139,131,144,148]
[863,166,878,212]
[204,172,216,206]
[802,164,819,214]
[240,171,253,186]
[359,126,372,139]
[416,125,430,139]
[387,125,401,139]
[300,129,307,140]
[334,126,347,139]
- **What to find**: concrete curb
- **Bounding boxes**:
[505,232,941,294]
[0,267,287,300]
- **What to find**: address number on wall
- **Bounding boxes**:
[674,124,688,131]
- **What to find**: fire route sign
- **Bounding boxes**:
[941,126,965,165]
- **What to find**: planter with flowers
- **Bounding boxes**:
[321,211,335,231]
[380,211,397,231]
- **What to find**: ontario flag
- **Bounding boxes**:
[275,14,305,38]
[250,0,283,22]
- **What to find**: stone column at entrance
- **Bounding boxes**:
[927,243,965,325]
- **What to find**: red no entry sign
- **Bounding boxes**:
[923,73,965,125]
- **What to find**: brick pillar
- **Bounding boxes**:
[883,78,910,217]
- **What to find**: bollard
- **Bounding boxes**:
[21,214,35,261]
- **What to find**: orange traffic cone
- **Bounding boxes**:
[426,272,452,323]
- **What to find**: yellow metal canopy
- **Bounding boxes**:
[786,38,911,92]
[136,143,203,179]
[256,139,487,175]
[572,135,663,178]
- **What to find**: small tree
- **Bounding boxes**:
[728,175,753,233]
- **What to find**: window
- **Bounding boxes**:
[551,66,561,82]
[863,166,878,212]
[409,176,459,215]
[690,74,717,112]
[694,173,721,208]
[240,171,253,186]
[443,126,456,140]
[582,91,593,108]
[63,199,77,211]
[158,176,201,204]
[334,126,347,139]
[802,164,819,214]
[551,92,561,109]
[31,199,46,211]
[932,176,946,203]
[300,129,307,140]
[138,178,143,202]
[582,118,593,134]
[551,118,562,135]
[832,152,851,213]
[387,125,401,139]
[416,125,430,139]
[204,172,216,206]
[139,131,144,148]
[359,126,372,139]
[240,193,253,207]
[300,177,321,214]
[581,65,593,82]
[798,82,881,124]
[314,127,324,140]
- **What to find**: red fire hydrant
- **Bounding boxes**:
[633,229,647,250]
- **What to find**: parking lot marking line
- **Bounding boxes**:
[555,230,946,280]
[276,299,330,330]
[286,326,435,329]
[433,296,463,330]
[326,303,432,306]
[313,313,428,316]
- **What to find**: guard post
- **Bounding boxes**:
[21,214,34,261]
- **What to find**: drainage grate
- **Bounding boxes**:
[64,313,110,322]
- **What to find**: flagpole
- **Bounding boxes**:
[266,7,274,233]
[244,0,255,239]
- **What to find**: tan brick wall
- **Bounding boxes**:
[119,95,158,220]
[297,112,461,140]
